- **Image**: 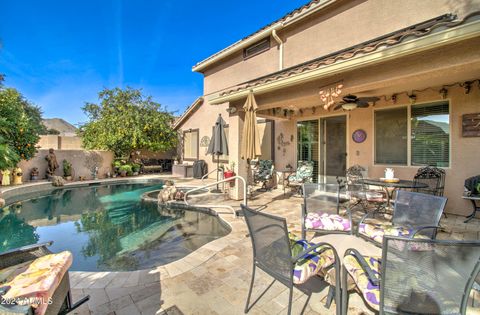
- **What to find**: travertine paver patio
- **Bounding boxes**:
[68,177,480,315]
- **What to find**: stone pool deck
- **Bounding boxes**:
[59,176,480,315]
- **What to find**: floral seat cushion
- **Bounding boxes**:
[358,222,428,244]
[304,212,351,232]
[290,238,335,284]
[0,251,73,315]
[343,254,381,310]
[288,161,314,184]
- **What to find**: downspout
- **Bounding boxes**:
[272,29,284,70]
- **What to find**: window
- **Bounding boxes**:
[411,102,449,167]
[243,38,270,59]
[183,129,199,160]
[374,102,450,167]
[375,107,408,165]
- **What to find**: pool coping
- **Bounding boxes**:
[1,176,242,290]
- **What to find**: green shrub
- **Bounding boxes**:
[63,160,72,177]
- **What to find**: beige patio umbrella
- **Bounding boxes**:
[241,92,261,161]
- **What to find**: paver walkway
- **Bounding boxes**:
[55,177,480,314]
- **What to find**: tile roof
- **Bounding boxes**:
[192,0,331,71]
[218,12,479,97]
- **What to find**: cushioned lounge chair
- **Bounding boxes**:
[301,181,352,239]
[253,160,274,191]
[287,161,314,196]
[0,242,89,315]
[357,190,447,246]
[242,204,340,315]
[342,236,480,314]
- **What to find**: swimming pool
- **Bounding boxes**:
[0,182,230,271]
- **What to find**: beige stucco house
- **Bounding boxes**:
[174,0,480,216]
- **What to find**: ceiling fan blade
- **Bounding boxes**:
[342,94,357,103]
[356,100,369,107]
[358,96,380,103]
[333,102,345,110]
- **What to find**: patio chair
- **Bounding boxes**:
[253,159,274,191]
[286,161,314,195]
[241,204,340,315]
[301,181,352,239]
[357,190,447,246]
[413,166,447,217]
[0,242,89,315]
[345,165,385,213]
[341,236,480,314]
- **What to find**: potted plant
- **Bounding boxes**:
[119,164,132,177]
[63,160,73,181]
[30,167,39,181]
[131,163,140,176]
[224,161,236,186]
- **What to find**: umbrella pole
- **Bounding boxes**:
[216,155,220,191]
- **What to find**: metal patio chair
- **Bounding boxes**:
[345,165,385,213]
[253,159,274,191]
[341,236,480,314]
[301,181,352,239]
[242,204,341,315]
[413,166,447,217]
[0,242,89,315]
[357,190,447,246]
[286,161,314,196]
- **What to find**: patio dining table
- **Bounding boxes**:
[361,178,428,210]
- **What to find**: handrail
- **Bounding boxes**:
[184,175,247,216]
[201,168,224,182]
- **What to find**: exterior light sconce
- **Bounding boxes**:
[391,94,397,104]
[408,94,417,104]
[463,81,472,94]
[439,88,448,99]
[226,106,237,114]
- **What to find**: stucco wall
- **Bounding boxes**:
[37,135,83,150]
[271,86,480,216]
[201,0,480,95]
[18,150,114,182]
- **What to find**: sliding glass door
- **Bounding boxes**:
[297,120,319,182]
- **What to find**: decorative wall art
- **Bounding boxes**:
[352,129,367,143]
[277,133,291,156]
[200,136,210,147]
[462,113,480,137]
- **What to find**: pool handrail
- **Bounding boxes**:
[201,168,224,182]
[183,175,247,217]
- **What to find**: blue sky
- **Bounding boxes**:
[0,0,307,125]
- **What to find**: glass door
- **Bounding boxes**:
[320,116,347,183]
[297,120,319,182]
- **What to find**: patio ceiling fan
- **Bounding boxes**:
[333,94,379,111]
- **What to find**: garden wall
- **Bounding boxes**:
[18,150,114,182]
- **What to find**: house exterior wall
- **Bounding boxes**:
[201,0,480,96]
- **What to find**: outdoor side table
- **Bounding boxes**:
[361,178,428,210]
[463,194,480,223]
[276,168,294,195]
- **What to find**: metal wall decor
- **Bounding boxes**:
[200,136,210,147]
[319,81,343,110]
[462,113,480,137]
[352,129,367,143]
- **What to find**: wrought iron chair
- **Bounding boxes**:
[345,165,385,213]
[301,181,352,239]
[253,159,274,191]
[357,190,447,246]
[242,204,340,315]
[342,236,480,314]
[287,161,314,195]
[0,242,89,315]
[413,166,447,217]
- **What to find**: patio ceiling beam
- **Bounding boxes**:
[208,19,480,105]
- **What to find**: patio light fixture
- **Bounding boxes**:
[439,88,448,99]
[226,106,237,114]
[341,103,358,111]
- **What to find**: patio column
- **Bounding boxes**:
[227,103,248,201]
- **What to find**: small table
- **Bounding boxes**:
[463,195,480,223]
[277,168,295,195]
[362,178,428,209]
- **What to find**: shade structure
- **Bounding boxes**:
[241,92,261,161]
[207,114,229,192]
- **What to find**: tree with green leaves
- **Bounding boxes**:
[79,87,177,157]
[0,87,45,169]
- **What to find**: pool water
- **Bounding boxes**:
[0,183,230,271]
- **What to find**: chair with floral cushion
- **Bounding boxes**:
[341,236,480,314]
[0,242,89,315]
[357,190,447,246]
[301,181,352,239]
[345,165,385,213]
[242,204,340,315]
[253,159,274,191]
[287,160,314,195]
